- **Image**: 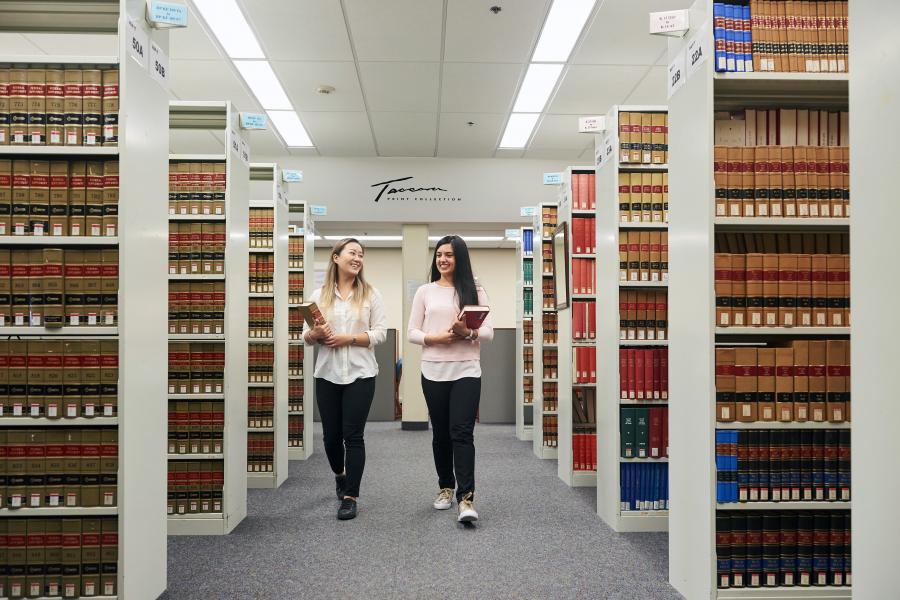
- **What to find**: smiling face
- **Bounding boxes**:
[334,241,364,278]
[435,243,456,278]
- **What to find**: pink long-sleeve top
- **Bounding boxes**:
[408,282,494,364]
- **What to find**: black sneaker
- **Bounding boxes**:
[337,498,357,520]
[335,474,347,501]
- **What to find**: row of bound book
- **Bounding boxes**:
[288,236,305,269]
[522,348,533,375]
[618,172,669,224]
[619,230,669,283]
[715,252,848,328]
[619,348,669,400]
[0,66,119,146]
[520,228,534,255]
[167,401,224,455]
[571,299,596,341]
[248,297,274,338]
[542,278,555,309]
[523,376,533,404]
[0,428,117,509]
[0,159,118,237]
[541,348,558,380]
[288,380,304,412]
[0,517,118,599]
[716,341,850,424]
[716,511,850,588]
[522,319,533,344]
[248,254,274,294]
[168,282,225,336]
[572,346,596,384]
[716,429,850,503]
[0,340,117,419]
[247,389,275,428]
[288,344,303,376]
[541,206,558,234]
[288,416,305,447]
[168,222,226,275]
[619,290,668,341]
[167,342,225,395]
[248,343,274,383]
[571,257,595,295]
[714,109,848,148]
[522,257,533,285]
[167,460,224,515]
[618,112,668,165]
[247,433,274,472]
[248,208,274,249]
[522,288,533,316]
[542,383,558,412]
[714,146,848,219]
[541,312,557,343]
[621,406,668,459]
[288,272,305,304]
[542,415,558,448]
[621,463,668,511]
[570,172,596,211]
[288,307,305,340]
[571,216,595,254]
[167,161,226,216]
[573,433,596,471]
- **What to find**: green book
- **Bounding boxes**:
[620,407,635,458]
[635,407,650,458]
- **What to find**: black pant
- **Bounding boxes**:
[421,376,481,501]
[316,377,376,498]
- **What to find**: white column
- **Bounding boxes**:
[401,224,429,429]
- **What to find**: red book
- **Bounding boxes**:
[662,406,669,457]
[627,349,636,399]
[573,218,584,254]
[587,300,596,340]
[644,349,654,401]
[635,348,646,399]
[457,305,490,329]
[660,348,669,399]
[591,433,597,469]
[652,349,661,399]
[572,258,580,294]
[619,348,628,399]
[590,346,597,383]
[581,347,588,383]
[577,173,588,210]
[649,407,663,458]
[589,173,596,210]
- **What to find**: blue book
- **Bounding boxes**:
[742,4,753,72]
[620,463,628,511]
[724,3,736,72]
[714,3,727,71]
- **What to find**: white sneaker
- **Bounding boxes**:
[433,488,453,510]
[457,493,478,523]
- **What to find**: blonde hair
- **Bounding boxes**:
[318,238,372,317]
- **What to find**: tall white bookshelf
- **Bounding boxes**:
[667,4,851,598]
[515,225,534,442]
[556,167,598,488]
[246,163,288,488]
[0,2,169,596]
[595,105,670,532]
[531,201,559,460]
[167,101,248,535]
[287,201,314,460]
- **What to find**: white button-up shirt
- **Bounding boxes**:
[304,286,387,385]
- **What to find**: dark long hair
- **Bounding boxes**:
[430,235,478,309]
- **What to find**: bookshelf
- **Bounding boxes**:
[595,105,670,532]
[287,201,315,460]
[667,3,851,598]
[246,163,288,488]
[0,4,171,597]
[515,226,535,441]
[555,167,598,488]
[531,202,559,460]
[167,101,249,535]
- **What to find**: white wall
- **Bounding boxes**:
[313,246,517,330]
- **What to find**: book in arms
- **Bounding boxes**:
[297,301,326,327]
[458,305,490,329]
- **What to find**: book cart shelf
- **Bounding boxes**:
[556,167,598,488]
[0,1,169,596]
[515,226,534,442]
[667,3,851,598]
[167,101,248,535]
[595,105,670,533]
[246,163,288,488]
[287,202,314,460]
[531,202,559,460]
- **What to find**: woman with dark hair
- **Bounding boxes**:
[408,235,494,523]
[304,238,386,520]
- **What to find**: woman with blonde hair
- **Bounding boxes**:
[304,238,386,520]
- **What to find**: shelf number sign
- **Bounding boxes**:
[667,47,687,99]
[150,41,169,90]
[127,18,149,69]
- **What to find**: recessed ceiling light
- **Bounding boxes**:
[267,110,314,147]
[234,60,292,110]
[192,0,265,59]
[532,0,596,62]
[512,63,564,113]
[499,113,540,148]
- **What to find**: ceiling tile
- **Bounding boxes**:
[359,62,440,113]
[169,130,225,155]
[241,0,353,61]
[169,59,258,114]
[344,0,443,61]
[523,147,586,160]
[547,64,645,115]
[170,7,222,60]
[437,113,505,158]
[300,112,376,156]
[369,112,436,157]
[529,114,587,150]
[494,148,525,159]
[444,0,549,63]
[273,61,365,112]
[22,33,117,56]
[624,65,667,106]
[574,0,680,65]
[288,148,319,157]
[440,63,522,114]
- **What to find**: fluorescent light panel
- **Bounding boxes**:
[323,236,402,242]
[192,0,265,59]
[267,110,313,147]
[429,236,504,242]
[234,60,292,110]
[513,63,564,112]
[532,0,596,62]
[499,113,540,148]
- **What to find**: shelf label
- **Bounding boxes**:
[686,23,709,80]
[505,228,520,239]
[649,9,690,36]
[239,138,250,165]
[147,1,189,28]
[520,206,537,217]
[149,41,169,90]
[127,18,149,70]
[240,112,268,130]
[282,169,303,183]
[578,116,606,133]
[543,172,563,185]
[230,128,240,157]
[667,47,687,99]
[310,205,327,216]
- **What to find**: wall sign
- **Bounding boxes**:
[505,228,520,239]
[282,169,303,183]
[520,206,537,217]
[649,9,690,36]
[543,172,563,185]
[370,176,458,203]
[146,1,189,28]
[578,116,606,134]
[311,205,327,216]
[239,113,267,130]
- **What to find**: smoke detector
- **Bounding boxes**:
[316,85,335,95]
[490,5,502,14]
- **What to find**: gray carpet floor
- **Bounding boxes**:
[163,423,683,600]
